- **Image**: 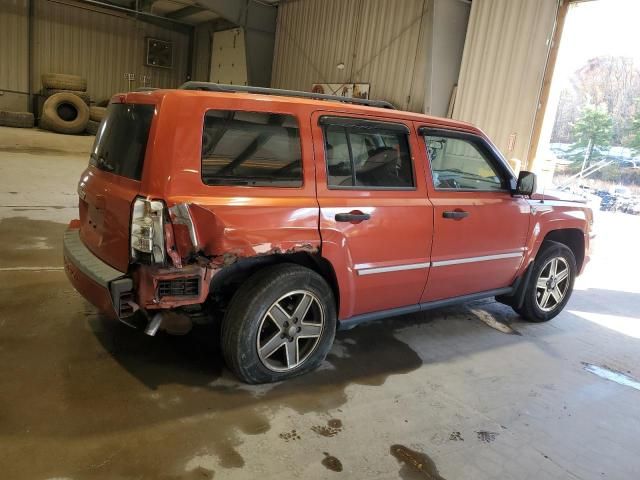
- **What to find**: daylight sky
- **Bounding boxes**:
[555,0,640,86]
[537,0,639,153]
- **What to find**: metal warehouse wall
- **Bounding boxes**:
[32,0,189,103]
[0,0,190,110]
[453,0,559,167]
[0,0,29,111]
[271,0,431,112]
[192,23,212,82]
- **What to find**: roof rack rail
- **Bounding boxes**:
[178,81,396,109]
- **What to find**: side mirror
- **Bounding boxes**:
[513,171,536,196]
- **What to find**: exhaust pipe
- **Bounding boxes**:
[145,313,163,336]
[144,311,193,336]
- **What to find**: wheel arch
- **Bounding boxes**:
[541,228,585,272]
[210,253,340,313]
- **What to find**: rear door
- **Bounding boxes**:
[78,102,155,272]
[311,112,433,319]
[419,127,530,302]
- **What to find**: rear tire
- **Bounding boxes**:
[221,264,336,384]
[518,241,576,322]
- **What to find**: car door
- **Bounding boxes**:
[418,127,531,302]
[311,112,433,319]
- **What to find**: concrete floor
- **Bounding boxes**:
[1,127,639,480]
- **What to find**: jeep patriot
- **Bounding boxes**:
[63,82,593,383]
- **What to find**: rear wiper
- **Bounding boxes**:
[91,152,114,171]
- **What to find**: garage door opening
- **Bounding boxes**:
[533,0,640,211]
[529,0,640,345]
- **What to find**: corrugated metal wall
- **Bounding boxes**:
[192,23,211,82]
[32,0,190,102]
[0,0,190,110]
[272,0,431,112]
[0,0,29,111]
[452,0,559,166]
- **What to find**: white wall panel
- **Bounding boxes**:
[453,0,559,166]
[210,28,248,85]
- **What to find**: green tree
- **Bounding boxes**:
[627,109,640,154]
[570,107,613,165]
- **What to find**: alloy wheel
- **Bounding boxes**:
[535,257,570,312]
[256,290,325,372]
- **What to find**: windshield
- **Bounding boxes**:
[90,103,155,180]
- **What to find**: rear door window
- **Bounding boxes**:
[321,117,414,189]
[89,103,155,180]
[201,110,302,187]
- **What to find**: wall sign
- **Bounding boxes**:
[146,38,173,69]
[311,83,370,99]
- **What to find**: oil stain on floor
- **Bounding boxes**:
[311,418,343,437]
[390,444,446,480]
[0,216,425,479]
[0,259,424,480]
[321,452,343,472]
[0,216,66,268]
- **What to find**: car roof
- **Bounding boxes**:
[120,88,484,136]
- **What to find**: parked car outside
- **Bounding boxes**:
[63,83,594,383]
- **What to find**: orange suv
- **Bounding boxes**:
[63,83,593,383]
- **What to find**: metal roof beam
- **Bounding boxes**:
[166,4,206,19]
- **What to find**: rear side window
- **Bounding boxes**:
[89,103,154,180]
[201,110,302,187]
[321,117,414,189]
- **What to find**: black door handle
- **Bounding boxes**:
[335,212,371,222]
[443,210,469,220]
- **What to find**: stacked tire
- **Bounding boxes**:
[0,111,34,128]
[40,73,90,135]
[42,73,87,92]
[86,106,106,135]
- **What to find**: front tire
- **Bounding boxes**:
[519,241,577,322]
[221,264,337,384]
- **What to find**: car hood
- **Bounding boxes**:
[530,190,588,203]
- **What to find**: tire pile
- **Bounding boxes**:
[0,73,107,135]
[38,73,105,135]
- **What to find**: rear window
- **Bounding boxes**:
[201,110,302,187]
[89,103,154,180]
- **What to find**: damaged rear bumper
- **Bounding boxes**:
[63,227,133,320]
[63,224,213,332]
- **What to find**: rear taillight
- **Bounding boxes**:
[131,197,165,264]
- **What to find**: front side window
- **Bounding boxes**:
[201,110,302,187]
[424,135,505,191]
[323,120,414,189]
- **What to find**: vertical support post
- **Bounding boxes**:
[28,0,34,113]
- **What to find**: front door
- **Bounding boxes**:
[419,128,531,302]
[311,112,433,319]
